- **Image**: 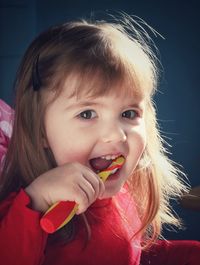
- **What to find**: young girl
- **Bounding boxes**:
[0,16,193,265]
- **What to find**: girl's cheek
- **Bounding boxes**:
[130,126,146,148]
[56,146,91,166]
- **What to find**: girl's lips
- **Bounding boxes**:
[89,155,125,181]
[89,154,124,173]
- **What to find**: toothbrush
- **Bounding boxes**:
[40,156,125,233]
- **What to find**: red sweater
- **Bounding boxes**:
[0,188,141,265]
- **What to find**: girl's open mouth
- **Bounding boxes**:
[89,155,124,179]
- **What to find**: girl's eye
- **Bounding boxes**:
[122,110,138,120]
[78,110,97,119]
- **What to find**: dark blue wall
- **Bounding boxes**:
[0,0,200,240]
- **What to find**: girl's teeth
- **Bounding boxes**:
[101,154,119,160]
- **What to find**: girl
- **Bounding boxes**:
[0,16,189,265]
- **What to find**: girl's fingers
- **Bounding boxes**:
[74,185,90,214]
[74,169,105,213]
[75,183,97,214]
[82,168,105,199]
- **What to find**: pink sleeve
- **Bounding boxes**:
[0,99,14,171]
[0,189,48,265]
[0,101,48,264]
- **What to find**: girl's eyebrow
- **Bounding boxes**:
[65,100,143,111]
[64,101,104,111]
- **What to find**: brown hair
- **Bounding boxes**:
[0,15,187,247]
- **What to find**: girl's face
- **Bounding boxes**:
[44,82,147,198]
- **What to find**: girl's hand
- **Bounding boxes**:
[25,163,105,214]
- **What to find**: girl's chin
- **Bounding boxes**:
[102,181,123,199]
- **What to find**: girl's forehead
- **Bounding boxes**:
[59,69,148,102]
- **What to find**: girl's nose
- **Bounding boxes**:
[100,123,127,144]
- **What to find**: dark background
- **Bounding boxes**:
[0,0,199,240]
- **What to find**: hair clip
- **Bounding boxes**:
[32,54,42,91]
